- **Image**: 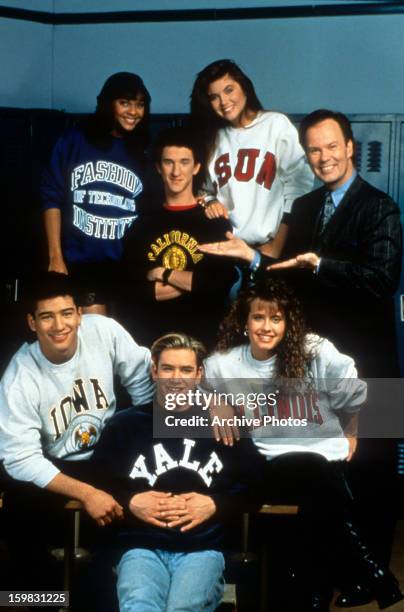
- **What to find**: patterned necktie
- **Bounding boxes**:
[318,191,335,235]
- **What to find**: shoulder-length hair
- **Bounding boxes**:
[216,278,313,379]
[82,72,151,155]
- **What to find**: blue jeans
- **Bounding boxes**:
[117,548,225,612]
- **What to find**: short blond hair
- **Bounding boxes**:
[151,333,206,368]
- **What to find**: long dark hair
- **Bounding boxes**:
[216,279,314,379]
[82,72,151,155]
[189,59,263,170]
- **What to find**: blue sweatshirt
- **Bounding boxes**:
[41,126,144,264]
[90,404,266,555]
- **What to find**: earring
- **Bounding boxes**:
[244,329,248,337]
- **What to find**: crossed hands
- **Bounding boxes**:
[129,490,216,532]
[146,267,165,282]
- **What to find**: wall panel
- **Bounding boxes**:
[52,14,404,115]
[0,18,53,108]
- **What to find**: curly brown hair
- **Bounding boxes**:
[216,279,314,379]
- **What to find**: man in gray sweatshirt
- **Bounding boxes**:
[0,271,153,524]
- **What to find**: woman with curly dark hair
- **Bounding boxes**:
[204,278,403,611]
[41,72,151,314]
[207,278,361,459]
[215,278,311,380]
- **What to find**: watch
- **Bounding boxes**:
[162,268,172,285]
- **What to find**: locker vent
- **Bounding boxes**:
[367,141,382,172]
[399,441,404,476]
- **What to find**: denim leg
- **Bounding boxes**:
[116,548,170,612]
[166,550,225,612]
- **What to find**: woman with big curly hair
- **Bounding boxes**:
[41,72,151,314]
[190,59,313,263]
[204,279,402,611]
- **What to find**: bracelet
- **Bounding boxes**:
[162,268,172,285]
[248,250,262,273]
[198,195,217,209]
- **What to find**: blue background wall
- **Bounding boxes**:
[0,16,52,107]
[0,2,403,115]
[52,14,404,115]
